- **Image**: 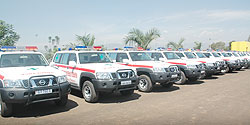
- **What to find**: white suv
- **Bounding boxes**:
[0,51,70,117]
[51,50,138,103]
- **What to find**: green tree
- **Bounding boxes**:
[166,38,185,50]
[0,20,20,46]
[76,33,95,46]
[124,28,160,49]
[210,41,226,50]
[193,41,202,50]
[44,36,60,61]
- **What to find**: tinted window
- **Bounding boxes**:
[116,53,129,62]
[212,52,220,57]
[221,53,230,57]
[60,53,70,64]
[203,53,212,58]
[175,53,185,58]
[232,53,239,57]
[129,52,152,61]
[150,53,163,61]
[107,53,117,61]
[184,52,195,59]
[78,52,111,64]
[69,53,77,62]
[53,53,62,63]
[0,54,48,68]
[196,52,206,58]
[163,52,180,59]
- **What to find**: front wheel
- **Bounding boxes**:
[120,90,134,96]
[0,94,13,117]
[160,82,173,88]
[138,75,153,92]
[175,71,186,85]
[82,81,99,103]
[55,94,68,106]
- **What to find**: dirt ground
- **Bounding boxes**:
[1,69,250,125]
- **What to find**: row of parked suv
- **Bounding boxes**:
[0,46,250,117]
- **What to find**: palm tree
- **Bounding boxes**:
[55,36,60,45]
[76,33,95,46]
[193,41,202,50]
[167,38,185,50]
[124,28,160,49]
[48,36,52,44]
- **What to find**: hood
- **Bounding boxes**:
[78,63,136,72]
[0,66,65,80]
[165,59,201,66]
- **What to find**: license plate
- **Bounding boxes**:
[35,89,52,95]
[171,74,178,78]
[121,80,132,85]
[201,71,205,74]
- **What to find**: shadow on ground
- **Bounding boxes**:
[183,80,205,85]
[12,99,78,118]
[203,76,219,80]
[70,88,141,104]
[151,85,180,93]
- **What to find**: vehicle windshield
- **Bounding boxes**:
[78,52,112,64]
[148,52,164,61]
[163,52,180,59]
[232,53,239,57]
[184,52,196,59]
[227,53,233,57]
[212,52,220,57]
[175,52,185,58]
[196,52,206,58]
[203,53,212,58]
[0,54,48,68]
[129,52,152,61]
[221,53,230,57]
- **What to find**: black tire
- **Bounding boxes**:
[120,90,134,96]
[55,94,68,106]
[174,71,186,85]
[0,94,13,117]
[188,77,198,81]
[228,67,233,73]
[138,75,153,92]
[160,82,173,88]
[82,81,99,103]
[205,73,213,78]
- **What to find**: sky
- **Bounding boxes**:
[1,0,250,51]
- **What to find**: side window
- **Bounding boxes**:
[68,53,77,63]
[151,53,163,61]
[59,53,70,65]
[116,53,129,62]
[53,53,62,63]
[107,53,117,61]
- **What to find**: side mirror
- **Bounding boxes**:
[159,58,165,62]
[122,59,129,64]
[69,61,77,67]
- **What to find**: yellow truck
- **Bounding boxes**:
[231,41,250,52]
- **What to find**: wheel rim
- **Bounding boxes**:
[175,74,183,84]
[139,79,148,90]
[84,86,91,99]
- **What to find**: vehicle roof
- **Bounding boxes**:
[55,51,107,53]
[0,51,42,55]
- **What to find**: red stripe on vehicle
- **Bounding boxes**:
[118,63,153,68]
[55,64,95,73]
[167,62,186,65]
[223,59,230,61]
[0,74,4,80]
[198,61,206,63]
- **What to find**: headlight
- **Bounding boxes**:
[57,75,67,84]
[153,67,166,72]
[3,79,23,88]
[96,72,112,80]
[187,65,197,69]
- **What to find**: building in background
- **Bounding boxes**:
[231,41,250,52]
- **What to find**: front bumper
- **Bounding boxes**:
[149,72,177,84]
[0,82,70,104]
[205,66,218,75]
[92,77,138,92]
[184,68,205,79]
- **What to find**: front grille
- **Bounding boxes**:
[29,76,57,88]
[117,70,135,79]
